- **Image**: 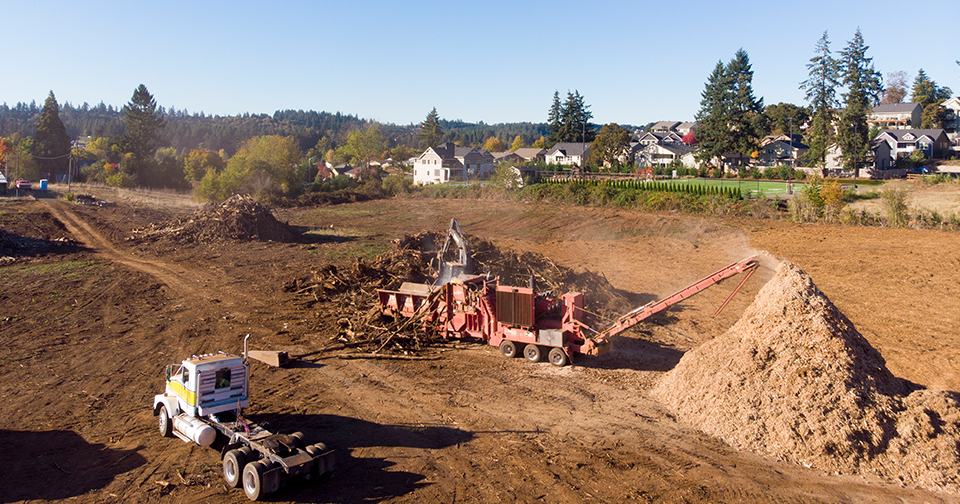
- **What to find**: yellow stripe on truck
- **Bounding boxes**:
[168,381,196,406]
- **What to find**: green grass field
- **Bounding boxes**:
[669,178,800,197]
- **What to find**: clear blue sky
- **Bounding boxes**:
[3,0,957,127]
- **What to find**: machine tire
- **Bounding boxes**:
[290,431,305,450]
[158,405,172,438]
[523,344,541,362]
[499,340,518,358]
[242,460,267,501]
[223,449,247,488]
[548,347,569,367]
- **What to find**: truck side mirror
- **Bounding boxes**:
[165,365,171,381]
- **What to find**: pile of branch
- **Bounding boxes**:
[129,195,299,244]
[287,230,630,358]
[0,229,77,260]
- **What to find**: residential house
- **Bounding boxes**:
[412,142,494,185]
[758,138,809,166]
[637,143,696,168]
[942,96,959,134]
[545,143,591,166]
[491,151,523,164]
[823,139,896,178]
[511,148,546,162]
[636,131,683,146]
[868,103,922,129]
[874,129,951,163]
[676,122,699,137]
[650,121,681,133]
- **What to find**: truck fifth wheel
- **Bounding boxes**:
[152,336,334,501]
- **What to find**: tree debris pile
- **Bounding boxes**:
[286,230,631,356]
[129,195,299,244]
[652,261,960,494]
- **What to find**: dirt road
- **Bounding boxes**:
[1,195,958,503]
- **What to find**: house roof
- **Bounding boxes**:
[677,122,698,130]
[651,121,681,131]
[872,103,922,114]
[877,128,947,141]
[512,148,546,159]
[546,142,590,156]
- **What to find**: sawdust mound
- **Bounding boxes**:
[130,195,299,244]
[652,261,960,493]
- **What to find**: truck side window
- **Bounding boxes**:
[215,368,231,389]
[182,367,189,385]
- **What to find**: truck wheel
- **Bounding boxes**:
[523,344,541,362]
[499,340,518,358]
[548,347,568,367]
[158,405,172,438]
[223,449,247,488]
[290,431,305,450]
[242,460,267,501]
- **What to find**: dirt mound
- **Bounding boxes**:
[129,194,299,244]
[653,261,960,493]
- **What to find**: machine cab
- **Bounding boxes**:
[164,352,249,417]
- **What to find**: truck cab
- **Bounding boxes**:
[162,352,249,418]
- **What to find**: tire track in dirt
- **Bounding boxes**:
[44,200,240,309]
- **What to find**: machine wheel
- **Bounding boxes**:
[290,431,305,450]
[548,347,569,367]
[223,449,247,488]
[242,460,268,501]
[499,340,518,358]
[158,405,172,438]
[523,344,541,362]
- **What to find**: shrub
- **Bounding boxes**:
[880,187,911,227]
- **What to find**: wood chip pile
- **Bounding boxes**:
[653,261,960,494]
[129,195,299,244]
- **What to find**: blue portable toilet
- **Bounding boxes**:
[39,179,48,190]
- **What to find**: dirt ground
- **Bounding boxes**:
[2,184,959,503]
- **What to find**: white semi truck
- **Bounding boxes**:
[153,337,334,500]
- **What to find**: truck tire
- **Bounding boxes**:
[548,347,569,367]
[523,344,541,362]
[158,405,172,438]
[290,431,305,450]
[242,460,267,501]
[223,449,247,488]
[499,340,518,358]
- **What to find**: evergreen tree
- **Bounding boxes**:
[547,91,562,145]
[694,61,734,167]
[120,84,166,178]
[418,107,443,149]
[726,49,764,167]
[799,31,840,168]
[838,29,882,178]
[34,91,72,177]
[910,69,952,108]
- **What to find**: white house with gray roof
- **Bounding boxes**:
[412,142,494,185]
[868,103,922,129]
[545,143,591,166]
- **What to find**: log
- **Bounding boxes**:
[337,353,440,361]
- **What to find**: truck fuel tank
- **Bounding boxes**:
[173,413,217,446]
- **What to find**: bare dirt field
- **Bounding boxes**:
[2,185,960,503]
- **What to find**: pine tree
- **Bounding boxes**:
[726,49,764,168]
[799,31,840,168]
[694,61,734,167]
[120,84,166,175]
[34,91,72,177]
[418,107,443,149]
[547,91,562,145]
[911,69,952,108]
[838,29,882,177]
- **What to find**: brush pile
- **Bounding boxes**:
[286,230,631,356]
[653,261,960,494]
[129,195,298,244]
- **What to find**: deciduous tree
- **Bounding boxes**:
[483,136,505,152]
[588,123,631,169]
[882,70,908,104]
[509,135,525,152]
